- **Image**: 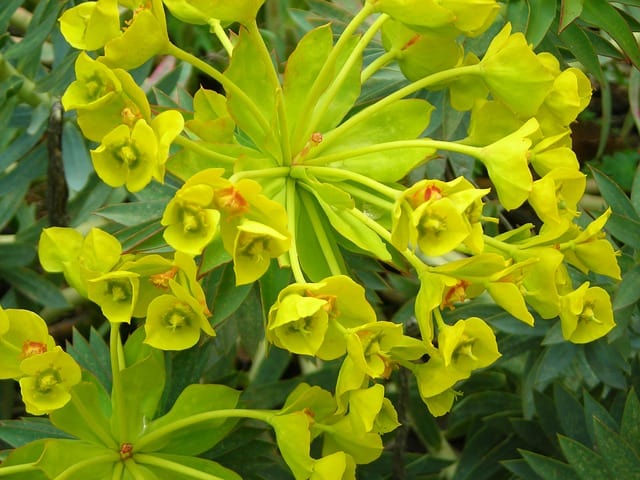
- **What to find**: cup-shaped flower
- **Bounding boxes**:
[18,347,82,415]
[267,294,330,356]
[476,118,538,210]
[38,227,122,297]
[0,309,57,380]
[479,24,555,117]
[151,110,185,181]
[347,384,399,435]
[91,120,159,192]
[559,282,615,344]
[311,452,356,480]
[59,0,120,50]
[162,169,230,255]
[538,67,592,131]
[88,271,140,324]
[438,317,501,373]
[100,0,170,70]
[561,209,621,280]
[62,52,151,142]
[320,415,384,465]
[411,198,471,256]
[418,387,457,417]
[269,411,315,480]
[529,131,580,177]
[232,219,291,285]
[529,167,585,231]
[144,281,215,350]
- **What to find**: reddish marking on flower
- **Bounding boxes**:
[216,186,249,218]
[120,443,134,460]
[305,290,338,317]
[402,34,421,50]
[121,107,142,127]
[379,354,395,379]
[150,267,179,290]
[411,184,442,207]
[441,280,470,310]
[303,407,315,418]
[311,132,323,144]
[21,341,47,358]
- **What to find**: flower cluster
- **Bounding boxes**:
[0,307,81,415]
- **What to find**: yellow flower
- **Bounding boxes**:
[59,0,120,50]
[87,271,140,324]
[529,167,586,231]
[559,282,615,344]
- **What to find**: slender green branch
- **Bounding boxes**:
[348,207,425,271]
[299,165,401,199]
[338,182,396,211]
[297,186,344,276]
[229,167,290,183]
[482,234,518,256]
[290,2,376,151]
[311,63,482,156]
[134,454,223,480]
[172,136,237,166]
[302,138,443,166]
[166,43,272,136]
[0,462,39,477]
[0,52,50,107]
[361,48,399,84]
[285,178,307,283]
[135,409,271,452]
[209,19,234,57]
[277,87,293,165]
[303,13,390,144]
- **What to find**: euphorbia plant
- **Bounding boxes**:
[0,0,621,478]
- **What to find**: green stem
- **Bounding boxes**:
[172,136,237,165]
[111,462,124,480]
[302,13,390,145]
[361,48,399,84]
[483,234,518,256]
[166,43,272,136]
[0,463,38,477]
[286,178,307,283]
[277,86,293,165]
[433,307,446,330]
[229,166,290,183]
[0,52,50,107]
[299,165,401,199]
[338,182,396,211]
[110,324,129,442]
[209,19,234,57]
[53,453,120,480]
[297,187,344,276]
[302,139,440,166]
[290,2,375,151]
[134,454,223,480]
[311,63,482,156]
[135,409,271,452]
[349,207,425,271]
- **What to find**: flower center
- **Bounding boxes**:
[36,369,61,393]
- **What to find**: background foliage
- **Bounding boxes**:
[1,0,640,478]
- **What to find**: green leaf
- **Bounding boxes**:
[535,343,577,389]
[620,389,640,452]
[0,0,23,34]
[631,160,640,214]
[96,200,166,226]
[236,285,265,358]
[50,381,115,448]
[614,264,640,310]
[0,121,47,171]
[224,26,279,158]
[141,453,242,480]
[591,167,640,221]
[66,328,112,391]
[501,458,544,480]
[580,0,640,70]
[593,418,640,475]
[583,390,618,446]
[3,1,62,62]
[141,384,241,455]
[554,383,590,446]
[0,439,49,480]
[204,263,253,326]
[62,121,92,191]
[0,418,72,448]
[558,435,610,480]
[318,99,435,182]
[199,234,232,275]
[0,242,35,267]
[584,340,629,390]
[0,266,69,308]
[558,22,604,82]
[35,439,116,479]
[526,0,557,46]
[559,0,584,31]
[520,451,580,480]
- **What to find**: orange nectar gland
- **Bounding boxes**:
[216,186,249,218]
[150,267,179,290]
[441,280,470,310]
[297,132,324,160]
[402,34,421,50]
[22,341,48,358]
[125,1,153,28]
[411,184,443,207]
[120,443,134,460]
[121,107,142,127]
[305,290,338,317]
